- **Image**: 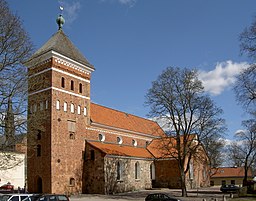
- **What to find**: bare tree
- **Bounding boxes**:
[237,16,256,115]
[0,0,33,169]
[233,64,256,115]
[228,119,256,186]
[240,16,256,60]
[145,67,226,196]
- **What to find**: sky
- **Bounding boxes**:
[7,0,256,140]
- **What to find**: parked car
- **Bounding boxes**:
[145,193,182,201]
[0,183,14,191]
[220,184,240,193]
[37,194,69,201]
[22,194,41,201]
[0,194,34,201]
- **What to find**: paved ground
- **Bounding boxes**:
[70,187,256,201]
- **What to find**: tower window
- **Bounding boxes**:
[64,102,67,112]
[79,83,82,93]
[61,77,65,88]
[71,80,74,91]
[37,145,41,157]
[45,100,48,109]
[84,107,87,116]
[33,104,37,112]
[40,102,44,111]
[37,130,42,140]
[69,132,75,139]
[56,100,60,110]
[71,103,75,113]
[132,139,137,146]
[77,105,81,115]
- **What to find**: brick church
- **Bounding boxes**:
[25,14,209,195]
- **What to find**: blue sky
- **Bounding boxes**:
[8,0,256,139]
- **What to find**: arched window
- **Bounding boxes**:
[40,102,44,111]
[71,80,74,91]
[150,163,155,180]
[79,83,82,93]
[135,162,140,179]
[33,103,37,112]
[56,100,60,110]
[64,102,67,112]
[37,145,41,157]
[37,130,42,140]
[71,103,75,113]
[84,107,87,116]
[61,77,65,88]
[45,100,48,109]
[69,178,75,186]
[117,161,123,180]
[77,105,81,114]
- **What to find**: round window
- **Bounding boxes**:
[117,136,122,144]
[99,134,105,142]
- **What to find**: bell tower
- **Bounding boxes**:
[25,13,94,193]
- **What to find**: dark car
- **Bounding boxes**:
[37,195,69,201]
[0,183,14,191]
[145,193,182,201]
[220,184,240,193]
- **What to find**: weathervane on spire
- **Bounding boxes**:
[56,6,65,30]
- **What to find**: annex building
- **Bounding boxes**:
[25,15,209,195]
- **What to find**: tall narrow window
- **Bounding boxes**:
[45,100,48,109]
[150,163,155,180]
[64,102,67,112]
[61,77,65,88]
[117,161,122,180]
[71,80,74,91]
[40,102,44,111]
[79,83,82,93]
[135,162,140,179]
[84,107,87,116]
[77,105,81,115]
[37,130,42,140]
[33,104,37,112]
[71,103,75,113]
[37,145,41,157]
[56,100,60,110]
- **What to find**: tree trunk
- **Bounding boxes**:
[243,166,248,186]
[180,167,188,197]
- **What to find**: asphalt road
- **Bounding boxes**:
[70,187,247,201]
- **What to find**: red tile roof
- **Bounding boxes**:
[211,167,253,178]
[147,135,198,159]
[88,141,154,159]
[90,103,165,137]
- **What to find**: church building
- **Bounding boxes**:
[25,14,209,195]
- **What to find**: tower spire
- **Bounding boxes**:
[56,6,65,30]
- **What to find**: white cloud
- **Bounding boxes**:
[101,0,137,7]
[58,1,81,25]
[198,60,249,96]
